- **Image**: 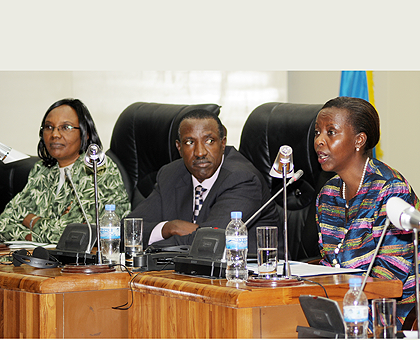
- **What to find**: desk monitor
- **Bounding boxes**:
[174,227,226,278]
[296,295,346,339]
[49,223,97,265]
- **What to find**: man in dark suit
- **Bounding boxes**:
[127,109,280,254]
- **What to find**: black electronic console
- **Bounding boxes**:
[49,249,97,265]
[132,245,191,272]
[174,227,226,278]
[49,223,97,265]
[296,295,346,339]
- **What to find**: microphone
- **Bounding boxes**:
[289,168,304,183]
[386,196,420,231]
[359,217,390,295]
[244,169,303,226]
[64,168,93,253]
[83,144,105,264]
[84,144,106,169]
[269,145,294,179]
[358,197,420,295]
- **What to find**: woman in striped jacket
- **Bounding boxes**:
[314,96,418,330]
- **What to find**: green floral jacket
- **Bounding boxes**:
[0,153,131,243]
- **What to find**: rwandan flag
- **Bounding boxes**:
[339,71,382,159]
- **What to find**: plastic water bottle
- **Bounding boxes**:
[343,277,369,339]
[100,204,121,265]
[225,211,248,282]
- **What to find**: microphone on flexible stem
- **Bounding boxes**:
[387,196,420,230]
[84,144,107,265]
[268,145,295,278]
[358,217,390,298]
[244,169,304,226]
[64,168,93,253]
[386,197,420,338]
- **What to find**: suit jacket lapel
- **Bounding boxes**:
[195,165,229,224]
[175,170,194,222]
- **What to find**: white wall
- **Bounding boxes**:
[374,72,420,194]
[0,72,73,155]
[288,71,420,194]
[0,71,287,156]
[3,70,419,194]
[288,71,341,104]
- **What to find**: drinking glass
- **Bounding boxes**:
[372,298,397,339]
[124,218,143,268]
[256,226,278,278]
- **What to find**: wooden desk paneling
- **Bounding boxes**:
[129,271,402,339]
[0,264,403,339]
[0,265,130,338]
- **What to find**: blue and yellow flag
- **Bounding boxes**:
[339,71,382,159]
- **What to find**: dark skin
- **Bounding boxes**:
[24,105,84,240]
[161,117,226,239]
[314,107,368,203]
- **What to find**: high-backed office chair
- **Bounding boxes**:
[239,102,334,261]
[0,156,40,214]
[402,306,418,331]
[106,102,221,209]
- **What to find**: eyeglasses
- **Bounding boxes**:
[42,124,81,135]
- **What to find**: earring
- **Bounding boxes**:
[356,147,360,152]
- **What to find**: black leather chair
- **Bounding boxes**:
[239,102,334,261]
[402,305,418,331]
[106,102,221,209]
[0,156,40,214]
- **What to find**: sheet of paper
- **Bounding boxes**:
[5,241,56,249]
[247,260,365,277]
[403,331,419,339]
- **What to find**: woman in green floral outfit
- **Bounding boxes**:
[0,98,131,243]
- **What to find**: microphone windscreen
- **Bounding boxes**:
[84,144,106,169]
[279,145,293,164]
[386,197,411,230]
[292,169,304,182]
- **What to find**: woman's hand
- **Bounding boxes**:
[23,214,39,229]
[23,214,41,241]
[61,201,73,216]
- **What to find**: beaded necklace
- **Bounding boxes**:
[342,157,370,209]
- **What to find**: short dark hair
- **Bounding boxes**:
[321,96,380,152]
[177,109,225,141]
[38,98,102,167]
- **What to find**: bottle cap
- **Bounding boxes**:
[105,204,116,211]
[231,211,242,219]
[348,277,362,287]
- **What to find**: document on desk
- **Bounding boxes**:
[247,260,365,277]
[5,241,57,249]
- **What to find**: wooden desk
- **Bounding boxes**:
[0,263,403,339]
[129,271,403,339]
[0,264,130,338]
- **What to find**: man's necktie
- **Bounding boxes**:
[193,185,207,224]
